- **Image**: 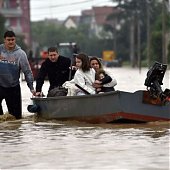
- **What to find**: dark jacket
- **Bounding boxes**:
[97,74,115,93]
[100,74,112,85]
[36,56,71,92]
[99,86,115,93]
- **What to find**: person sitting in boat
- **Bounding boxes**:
[74,53,96,95]
[95,69,116,93]
[90,56,117,92]
[35,46,71,97]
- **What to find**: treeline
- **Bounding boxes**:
[110,0,170,66]
[0,0,169,66]
[31,22,113,58]
[31,0,170,66]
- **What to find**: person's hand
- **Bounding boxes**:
[92,83,102,88]
[31,90,36,96]
[94,80,102,84]
[35,92,41,96]
[70,66,77,70]
[34,92,45,97]
[96,88,101,92]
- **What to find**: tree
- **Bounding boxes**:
[150,6,170,64]
[31,21,114,58]
[108,0,149,66]
[109,0,170,66]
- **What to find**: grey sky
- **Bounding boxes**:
[30,0,115,21]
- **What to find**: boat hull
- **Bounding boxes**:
[29,90,170,123]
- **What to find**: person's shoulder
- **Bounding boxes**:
[90,68,96,73]
[59,55,70,61]
[0,44,3,52]
[42,58,50,65]
[15,45,26,55]
[0,44,3,49]
[15,44,21,50]
[59,55,71,65]
[75,69,82,75]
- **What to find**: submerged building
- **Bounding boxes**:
[0,0,31,47]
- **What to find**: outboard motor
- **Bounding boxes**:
[144,62,170,102]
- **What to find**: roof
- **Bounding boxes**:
[64,15,80,25]
[81,6,120,26]
[81,9,93,16]
[92,6,118,25]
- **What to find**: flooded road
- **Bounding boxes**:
[0,67,170,169]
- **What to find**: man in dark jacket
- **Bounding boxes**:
[35,46,71,96]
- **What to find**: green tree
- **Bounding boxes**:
[31,21,114,58]
[109,0,170,65]
[150,9,170,64]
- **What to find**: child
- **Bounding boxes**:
[74,53,96,95]
[95,69,115,93]
[90,57,117,91]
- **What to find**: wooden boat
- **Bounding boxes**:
[28,62,170,124]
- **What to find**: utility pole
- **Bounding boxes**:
[162,0,167,64]
[130,16,135,67]
[146,0,151,68]
[137,12,141,73]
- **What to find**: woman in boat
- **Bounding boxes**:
[74,53,96,95]
[90,56,117,91]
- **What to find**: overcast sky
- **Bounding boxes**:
[30,0,116,21]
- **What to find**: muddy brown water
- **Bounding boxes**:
[0,67,169,169]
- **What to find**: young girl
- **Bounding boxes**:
[95,69,115,93]
[74,53,96,95]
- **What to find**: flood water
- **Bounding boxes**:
[0,67,170,170]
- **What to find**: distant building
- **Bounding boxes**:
[81,9,93,25]
[63,6,120,38]
[0,0,31,47]
[80,6,120,38]
[63,15,80,29]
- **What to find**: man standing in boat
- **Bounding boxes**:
[35,46,71,96]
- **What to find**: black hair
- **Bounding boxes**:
[48,47,58,53]
[4,30,16,38]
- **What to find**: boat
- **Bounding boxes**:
[28,62,170,124]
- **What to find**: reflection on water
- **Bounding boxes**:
[0,67,170,169]
[0,118,169,169]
